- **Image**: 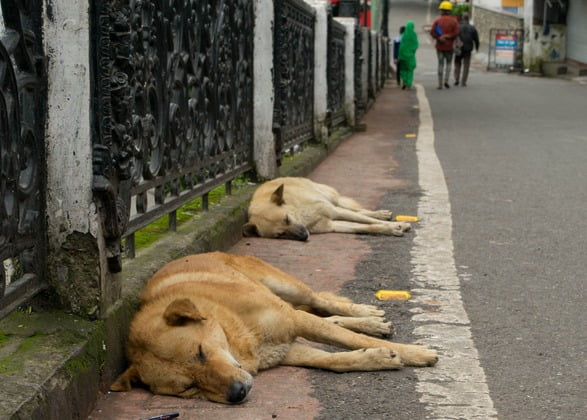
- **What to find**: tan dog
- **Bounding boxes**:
[111,252,437,404]
[242,177,411,241]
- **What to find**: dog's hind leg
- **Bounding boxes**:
[293,310,438,367]
[232,255,385,318]
[281,342,403,371]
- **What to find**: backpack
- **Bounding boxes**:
[453,35,464,56]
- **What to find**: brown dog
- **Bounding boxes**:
[111,252,437,404]
[242,177,411,241]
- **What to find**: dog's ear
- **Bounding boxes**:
[164,298,206,326]
[270,184,285,206]
[242,222,259,237]
[110,365,140,392]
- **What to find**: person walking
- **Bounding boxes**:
[392,26,405,86]
[453,13,479,87]
[398,21,418,90]
[430,1,459,90]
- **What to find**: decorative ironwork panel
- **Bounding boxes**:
[327,16,346,130]
[374,32,380,93]
[92,0,254,268]
[0,0,47,319]
[273,0,315,161]
[379,37,389,89]
[354,25,365,122]
[367,30,375,102]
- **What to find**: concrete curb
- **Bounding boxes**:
[0,128,351,419]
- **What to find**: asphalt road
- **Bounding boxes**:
[389,1,587,419]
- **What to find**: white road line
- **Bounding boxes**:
[411,84,498,419]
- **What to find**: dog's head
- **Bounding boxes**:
[242,183,310,241]
[111,298,253,404]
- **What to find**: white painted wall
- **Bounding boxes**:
[253,0,277,179]
[475,0,504,11]
[338,18,356,126]
[567,0,587,63]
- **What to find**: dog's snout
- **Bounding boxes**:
[296,228,309,241]
[281,225,309,241]
[227,381,250,404]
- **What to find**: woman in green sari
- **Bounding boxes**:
[398,21,419,90]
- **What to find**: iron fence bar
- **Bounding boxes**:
[124,169,242,237]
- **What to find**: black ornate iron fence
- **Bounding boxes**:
[0,1,47,319]
[367,30,375,103]
[354,25,365,122]
[379,37,390,90]
[273,0,315,162]
[91,0,255,266]
[327,15,346,130]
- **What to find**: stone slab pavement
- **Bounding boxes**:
[88,79,420,420]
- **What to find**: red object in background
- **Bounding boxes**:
[359,7,371,28]
[329,0,371,28]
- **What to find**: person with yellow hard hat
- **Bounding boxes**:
[430,1,459,89]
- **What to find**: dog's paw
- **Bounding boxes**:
[398,344,438,367]
[349,303,385,317]
[357,317,394,337]
[389,222,411,236]
[359,348,404,370]
[371,209,393,220]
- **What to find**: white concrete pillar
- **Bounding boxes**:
[43,0,113,317]
[308,0,329,142]
[44,1,97,245]
[337,17,356,127]
[523,0,537,71]
[253,0,278,179]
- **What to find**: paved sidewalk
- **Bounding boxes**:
[89,80,422,420]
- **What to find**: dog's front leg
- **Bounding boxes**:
[324,315,393,337]
[321,220,410,236]
[293,310,438,367]
[281,342,403,371]
[332,207,395,225]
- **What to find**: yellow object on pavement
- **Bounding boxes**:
[395,215,419,222]
[375,290,412,301]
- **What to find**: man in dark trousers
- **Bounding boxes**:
[393,26,405,86]
[430,1,459,90]
[454,13,480,87]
